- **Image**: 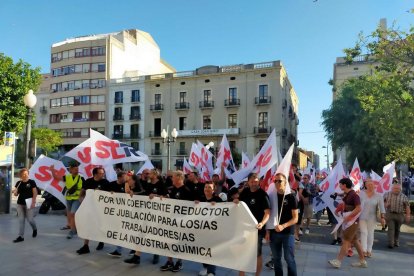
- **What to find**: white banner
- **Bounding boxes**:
[76,190,258,272]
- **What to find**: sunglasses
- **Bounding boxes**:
[274,180,283,184]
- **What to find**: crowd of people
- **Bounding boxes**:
[11,162,412,276]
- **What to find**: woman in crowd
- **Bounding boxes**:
[12,168,38,243]
[359,178,385,257]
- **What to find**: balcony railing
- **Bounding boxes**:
[152,149,162,155]
[224,99,240,107]
[150,104,164,111]
[199,101,214,109]
[129,114,141,120]
[149,131,161,138]
[131,97,140,103]
[40,106,47,113]
[255,96,272,105]
[254,126,272,134]
[112,133,141,140]
[175,102,190,110]
[113,115,124,121]
[176,148,187,155]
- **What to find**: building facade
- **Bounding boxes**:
[110,61,299,172]
[46,29,174,150]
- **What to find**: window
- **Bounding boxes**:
[203,115,211,129]
[50,114,60,123]
[131,90,140,102]
[130,106,140,119]
[114,125,123,137]
[258,112,268,128]
[90,111,105,121]
[228,114,237,128]
[131,124,139,139]
[91,46,105,56]
[259,85,268,98]
[155,94,161,105]
[131,142,139,150]
[229,141,236,150]
[179,117,186,130]
[98,63,105,72]
[114,107,122,116]
[179,92,186,103]
[229,87,237,100]
[204,90,211,102]
[259,140,266,149]
[115,91,123,104]
[154,118,161,136]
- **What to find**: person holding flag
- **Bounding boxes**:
[266,173,298,276]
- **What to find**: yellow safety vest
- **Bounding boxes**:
[65,174,82,200]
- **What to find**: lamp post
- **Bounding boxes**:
[322,144,329,171]
[23,90,37,168]
[161,127,178,171]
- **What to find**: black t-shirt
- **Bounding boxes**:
[108,181,126,193]
[239,187,271,233]
[200,194,223,203]
[169,185,194,201]
[276,193,298,234]
[82,178,110,191]
[185,180,205,201]
[145,180,168,196]
[15,179,37,205]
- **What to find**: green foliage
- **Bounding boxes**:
[323,19,414,169]
[0,53,41,136]
[32,128,63,156]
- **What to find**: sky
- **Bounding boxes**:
[0,0,412,169]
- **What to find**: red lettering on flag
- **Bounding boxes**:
[77,147,91,163]
[95,140,126,159]
[34,166,66,192]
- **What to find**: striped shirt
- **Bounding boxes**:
[384,192,409,214]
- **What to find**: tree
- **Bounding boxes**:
[0,53,41,137]
[32,128,63,156]
[323,19,414,169]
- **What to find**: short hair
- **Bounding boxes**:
[117,171,126,178]
[190,170,199,177]
[92,167,104,176]
[247,172,258,181]
[339,178,353,189]
[273,173,287,182]
[151,168,160,176]
[69,161,79,168]
[173,170,185,181]
[19,168,29,177]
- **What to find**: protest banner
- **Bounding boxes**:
[76,190,258,272]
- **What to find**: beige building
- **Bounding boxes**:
[46,29,174,150]
[110,61,299,172]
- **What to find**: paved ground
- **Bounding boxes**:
[1,198,413,276]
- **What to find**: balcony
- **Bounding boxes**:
[152,149,162,155]
[176,148,187,155]
[129,114,141,120]
[175,102,190,110]
[113,115,124,121]
[254,126,272,134]
[112,133,141,140]
[149,131,161,138]
[199,101,214,109]
[224,98,240,107]
[114,98,123,104]
[255,96,272,105]
[150,104,164,111]
[131,97,140,103]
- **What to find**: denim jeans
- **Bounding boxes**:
[202,263,216,275]
[269,231,297,276]
[17,204,37,237]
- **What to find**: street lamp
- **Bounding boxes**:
[322,144,329,171]
[161,126,178,171]
[23,89,37,168]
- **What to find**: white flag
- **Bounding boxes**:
[29,155,68,206]
[349,158,363,191]
[242,152,250,169]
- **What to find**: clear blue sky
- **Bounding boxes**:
[1,0,412,169]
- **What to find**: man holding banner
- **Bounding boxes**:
[235,172,270,276]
